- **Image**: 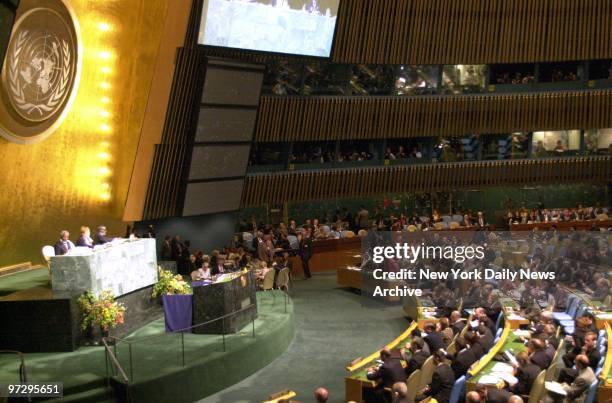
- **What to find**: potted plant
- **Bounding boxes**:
[151,267,191,299]
[78,290,126,345]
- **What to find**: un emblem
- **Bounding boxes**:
[0,0,81,144]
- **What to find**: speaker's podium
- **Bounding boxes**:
[192,270,258,334]
[0,239,161,352]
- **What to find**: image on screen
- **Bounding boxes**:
[198,0,340,57]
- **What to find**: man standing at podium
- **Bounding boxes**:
[54,230,75,255]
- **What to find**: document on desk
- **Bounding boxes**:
[491,362,514,373]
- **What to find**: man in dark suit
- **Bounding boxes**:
[511,351,541,395]
[54,230,75,255]
[449,336,477,379]
[477,324,495,352]
[450,311,466,335]
[423,322,445,354]
[400,337,430,378]
[160,236,172,260]
[528,339,552,370]
[93,225,112,245]
[366,348,406,402]
[558,331,600,383]
[465,331,485,359]
[299,229,313,279]
[416,350,455,403]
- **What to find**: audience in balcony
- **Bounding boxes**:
[496,71,535,84]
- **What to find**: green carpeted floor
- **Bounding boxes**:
[0,268,50,296]
[0,291,294,402]
[200,273,410,403]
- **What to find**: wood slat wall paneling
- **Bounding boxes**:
[254,90,612,142]
[331,0,612,64]
[241,157,611,206]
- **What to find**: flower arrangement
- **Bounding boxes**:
[77,290,126,332]
[151,267,191,298]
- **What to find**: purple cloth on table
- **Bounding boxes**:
[191,280,212,287]
[162,294,193,333]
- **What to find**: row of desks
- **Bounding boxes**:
[345,322,418,403]
[510,220,612,231]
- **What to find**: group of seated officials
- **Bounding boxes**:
[364,303,603,403]
[53,226,113,255]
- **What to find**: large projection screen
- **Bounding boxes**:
[198,0,340,57]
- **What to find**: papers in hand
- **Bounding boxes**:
[504,351,518,366]
[545,381,568,396]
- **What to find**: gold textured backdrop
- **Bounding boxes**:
[0,0,168,266]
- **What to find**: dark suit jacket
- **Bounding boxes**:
[530,350,552,370]
[75,235,93,248]
[299,237,312,261]
[452,320,466,335]
[424,331,445,353]
[486,387,512,403]
[405,350,430,377]
[93,233,111,245]
[54,240,72,255]
[479,330,495,352]
[451,348,477,379]
[470,342,485,359]
[366,359,406,388]
[160,241,172,260]
[426,364,455,402]
[514,363,541,395]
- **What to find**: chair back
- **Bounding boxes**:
[527,370,546,403]
[406,369,421,402]
[42,245,55,261]
[446,342,456,356]
[357,229,367,237]
[449,221,460,229]
[494,327,503,343]
[567,299,580,318]
[442,215,452,223]
[449,375,466,403]
[287,235,299,250]
[275,268,290,291]
[417,356,435,391]
[407,225,417,232]
[452,214,463,222]
[262,270,275,291]
[544,362,557,381]
[343,230,355,238]
[242,232,255,250]
[434,222,446,230]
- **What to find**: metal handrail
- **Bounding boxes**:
[106,301,259,346]
[0,350,29,402]
[101,339,129,384]
[0,350,27,382]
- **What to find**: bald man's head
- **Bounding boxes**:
[466,391,481,403]
[509,396,524,403]
[314,387,328,403]
[392,382,408,398]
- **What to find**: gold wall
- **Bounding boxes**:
[0,0,168,266]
